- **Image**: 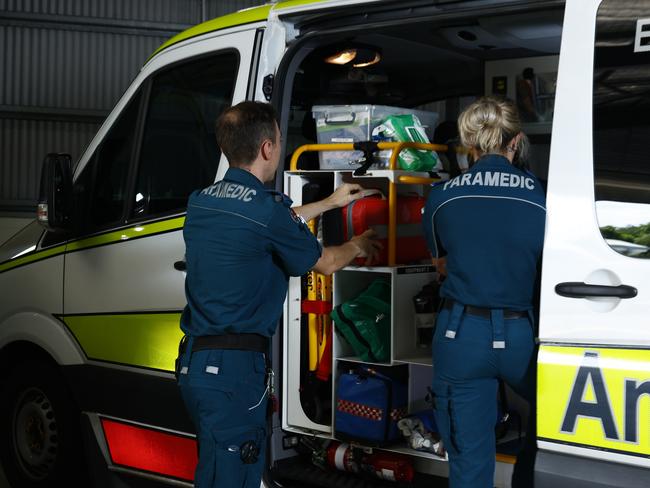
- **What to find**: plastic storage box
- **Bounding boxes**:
[312,105,439,170]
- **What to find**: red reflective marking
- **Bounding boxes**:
[301,299,333,314]
[101,418,197,481]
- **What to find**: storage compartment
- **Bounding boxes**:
[277,4,562,485]
[313,105,439,170]
[281,167,531,483]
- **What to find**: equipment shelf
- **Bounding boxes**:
[283,160,439,435]
[282,141,478,483]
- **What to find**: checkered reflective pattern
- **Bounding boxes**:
[390,407,407,422]
[337,399,383,421]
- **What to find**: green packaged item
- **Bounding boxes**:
[331,280,391,362]
[372,114,441,171]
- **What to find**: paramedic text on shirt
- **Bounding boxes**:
[422,97,545,488]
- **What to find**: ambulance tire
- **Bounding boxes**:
[0,359,88,488]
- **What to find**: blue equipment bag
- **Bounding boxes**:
[335,366,408,446]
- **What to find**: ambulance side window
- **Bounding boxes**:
[73,91,143,233]
[593,0,650,259]
[130,51,239,220]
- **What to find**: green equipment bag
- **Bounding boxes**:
[331,280,391,362]
[372,114,441,171]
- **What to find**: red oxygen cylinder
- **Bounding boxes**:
[326,442,358,473]
[360,450,415,483]
[325,442,415,483]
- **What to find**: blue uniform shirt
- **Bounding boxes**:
[181,167,322,337]
[422,154,546,310]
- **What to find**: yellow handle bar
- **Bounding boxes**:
[289,142,450,266]
[289,142,449,172]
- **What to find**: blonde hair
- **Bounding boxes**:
[458,97,523,157]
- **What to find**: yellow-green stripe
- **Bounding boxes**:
[66,216,185,252]
[0,243,67,273]
[149,0,341,59]
[150,5,272,58]
[63,313,184,372]
[0,217,184,274]
[276,0,334,9]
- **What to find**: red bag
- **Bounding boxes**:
[342,194,429,265]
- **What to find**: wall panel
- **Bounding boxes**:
[0,0,261,212]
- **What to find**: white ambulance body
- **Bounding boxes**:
[0,0,648,487]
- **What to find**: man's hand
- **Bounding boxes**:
[433,256,447,283]
[324,183,365,209]
[350,229,383,266]
[293,183,368,222]
[313,229,383,275]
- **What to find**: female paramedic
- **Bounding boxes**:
[422,97,545,488]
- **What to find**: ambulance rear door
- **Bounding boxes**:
[537,0,650,485]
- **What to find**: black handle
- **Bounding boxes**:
[173,260,186,271]
[555,282,637,299]
[352,141,380,176]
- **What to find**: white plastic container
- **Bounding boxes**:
[312,105,438,170]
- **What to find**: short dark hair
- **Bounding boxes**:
[215,101,278,167]
[523,67,535,80]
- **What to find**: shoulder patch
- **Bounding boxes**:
[289,208,307,225]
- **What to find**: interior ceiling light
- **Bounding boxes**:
[353,52,381,68]
[325,49,358,65]
[324,47,381,67]
[457,30,478,42]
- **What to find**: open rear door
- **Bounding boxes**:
[537,0,650,484]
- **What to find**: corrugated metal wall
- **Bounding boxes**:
[0,0,259,213]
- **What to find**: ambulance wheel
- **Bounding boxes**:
[0,360,87,487]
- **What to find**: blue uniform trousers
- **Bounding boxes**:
[178,348,268,488]
[432,308,536,488]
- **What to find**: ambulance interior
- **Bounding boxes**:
[274,6,563,486]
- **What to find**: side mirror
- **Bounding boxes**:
[37,153,73,232]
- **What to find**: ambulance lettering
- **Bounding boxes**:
[561,351,650,444]
[624,379,650,443]
[634,18,650,53]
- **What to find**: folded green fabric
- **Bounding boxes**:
[331,280,391,362]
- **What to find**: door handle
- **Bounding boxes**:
[173,260,186,271]
[555,282,637,299]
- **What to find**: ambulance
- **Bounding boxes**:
[0,0,648,486]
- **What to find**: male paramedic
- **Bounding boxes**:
[176,101,381,488]
[422,96,545,488]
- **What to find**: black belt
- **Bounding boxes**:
[442,299,527,320]
[179,333,269,355]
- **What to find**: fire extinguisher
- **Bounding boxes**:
[325,442,415,483]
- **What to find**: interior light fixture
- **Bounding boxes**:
[324,49,357,65]
[353,52,381,68]
[324,46,381,67]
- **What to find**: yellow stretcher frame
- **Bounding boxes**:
[289,142,448,266]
